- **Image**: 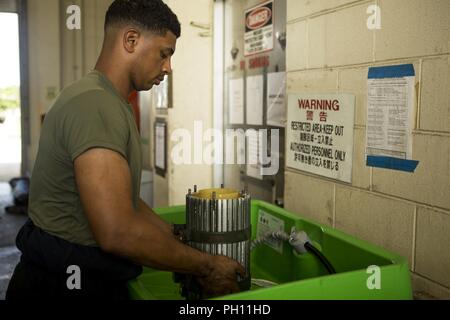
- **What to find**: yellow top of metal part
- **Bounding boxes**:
[194,188,240,200]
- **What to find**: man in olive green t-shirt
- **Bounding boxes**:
[7,0,244,300]
[28,70,143,247]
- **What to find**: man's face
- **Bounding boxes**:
[131,30,177,91]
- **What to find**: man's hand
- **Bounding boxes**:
[197,255,246,298]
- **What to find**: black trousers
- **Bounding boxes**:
[6,220,142,300]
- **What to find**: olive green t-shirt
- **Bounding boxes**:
[28,70,142,247]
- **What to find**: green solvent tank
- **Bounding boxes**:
[128,200,413,300]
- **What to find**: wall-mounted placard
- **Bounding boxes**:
[154,118,167,177]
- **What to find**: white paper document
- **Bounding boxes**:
[246,75,264,126]
[366,76,415,159]
[229,78,244,124]
[246,132,263,180]
[267,72,286,127]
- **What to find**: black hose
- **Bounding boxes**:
[305,242,336,274]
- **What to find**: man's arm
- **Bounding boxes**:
[74,148,244,296]
[136,198,173,237]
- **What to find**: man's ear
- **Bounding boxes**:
[123,29,140,53]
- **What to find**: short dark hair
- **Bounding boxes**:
[105,0,181,38]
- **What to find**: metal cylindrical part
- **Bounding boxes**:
[186,189,251,287]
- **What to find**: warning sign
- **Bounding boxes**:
[287,94,355,183]
[244,1,274,56]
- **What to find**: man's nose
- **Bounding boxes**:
[162,58,172,75]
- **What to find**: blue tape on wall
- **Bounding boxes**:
[368,64,415,79]
[367,156,419,173]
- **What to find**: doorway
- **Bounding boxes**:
[0,12,22,182]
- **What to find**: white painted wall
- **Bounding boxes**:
[286,0,450,299]
[160,0,214,206]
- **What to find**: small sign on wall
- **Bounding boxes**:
[154,118,167,177]
[287,94,355,183]
[244,0,274,57]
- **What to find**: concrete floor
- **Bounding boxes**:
[0,182,27,300]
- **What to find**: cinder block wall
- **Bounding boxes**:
[285,0,450,299]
